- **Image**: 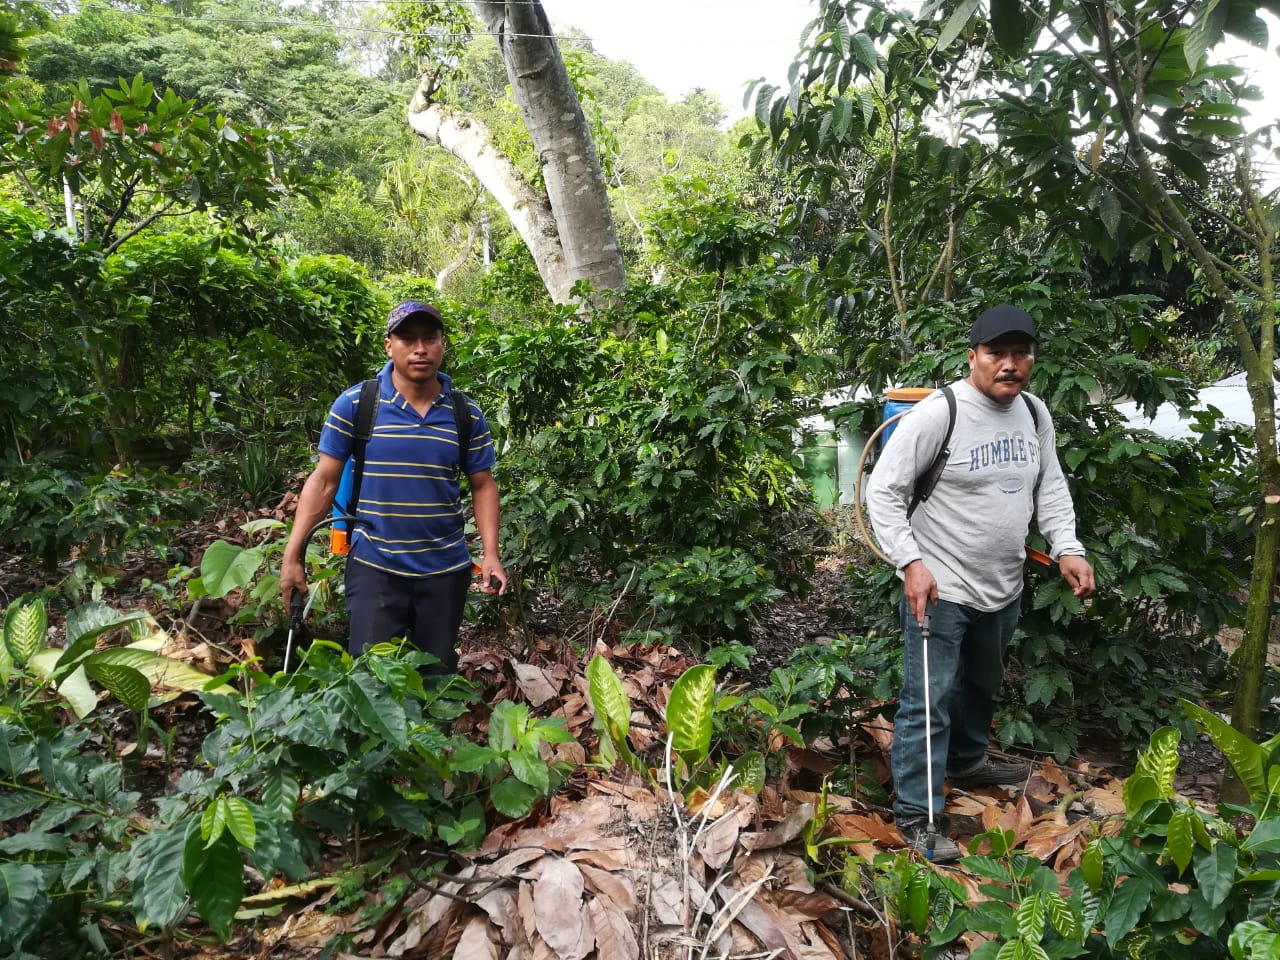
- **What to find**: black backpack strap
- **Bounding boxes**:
[907,386,956,519]
[1022,392,1039,431]
[452,389,472,477]
[344,379,381,521]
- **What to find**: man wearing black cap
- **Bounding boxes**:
[281,300,507,670]
[866,304,1094,862]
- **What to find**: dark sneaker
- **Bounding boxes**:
[948,755,1032,788]
[899,822,962,863]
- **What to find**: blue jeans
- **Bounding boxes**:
[891,596,1020,824]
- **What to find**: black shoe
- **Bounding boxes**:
[898,822,962,863]
[948,754,1032,788]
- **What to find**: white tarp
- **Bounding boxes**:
[1114,371,1265,440]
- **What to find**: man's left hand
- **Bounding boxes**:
[1059,555,1095,599]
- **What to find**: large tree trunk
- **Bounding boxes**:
[407,93,575,301]
[475,0,625,299]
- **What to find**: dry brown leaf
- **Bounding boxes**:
[513,663,561,707]
[389,868,475,955]
[533,858,592,960]
[452,913,501,960]
[773,852,815,891]
[546,740,587,767]
[1084,786,1127,817]
[770,888,840,920]
[577,863,637,915]
[519,881,538,944]
[569,848,635,873]
[1036,757,1073,792]
[740,801,815,851]
[827,813,900,846]
[647,874,685,926]
[788,789,856,813]
[1022,815,1090,862]
[587,896,641,960]
[863,718,895,756]
[719,882,808,958]
[474,887,523,952]
[482,847,548,878]
[949,794,997,816]
[734,849,777,886]
[696,802,754,870]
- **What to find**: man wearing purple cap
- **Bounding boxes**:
[866,304,1094,861]
[281,300,507,671]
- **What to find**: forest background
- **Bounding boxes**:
[2,0,1280,957]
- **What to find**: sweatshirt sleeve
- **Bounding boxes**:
[865,394,952,570]
[1029,396,1086,559]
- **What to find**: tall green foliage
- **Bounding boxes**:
[446,192,831,642]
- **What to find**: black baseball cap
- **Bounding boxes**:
[970,305,1037,346]
[386,300,445,336]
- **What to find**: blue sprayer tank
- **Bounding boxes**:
[881,387,936,449]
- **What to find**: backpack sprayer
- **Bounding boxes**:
[852,387,1054,568]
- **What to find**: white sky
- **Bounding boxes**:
[539,1,1280,137]
[539,0,819,119]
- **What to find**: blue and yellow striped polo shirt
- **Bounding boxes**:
[318,365,496,578]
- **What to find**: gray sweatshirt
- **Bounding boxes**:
[865,380,1086,611]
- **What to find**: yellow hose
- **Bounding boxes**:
[851,411,908,567]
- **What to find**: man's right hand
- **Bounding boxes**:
[903,560,938,626]
[280,557,306,612]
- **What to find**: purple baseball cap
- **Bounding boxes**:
[386,300,445,336]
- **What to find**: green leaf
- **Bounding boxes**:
[261,768,299,820]
[1182,700,1266,802]
[508,747,551,793]
[1104,877,1152,947]
[223,797,255,851]
[904,866,929,931]
[936,0,981,52]
[57,665,100,720]
[0,862,47,950]
[1167,807,1195,875]
[587,655,630,744]
[1043,892,1081,941]
[1230,920,1280,960]
[184,828,244,942]
[1134,726,1180,798]
[736,752,766,794]
[202,797,228,846]
[1185,0,1228,71]
[84,661,150,712]
[666,664,716,764]
[90,646,230,696]
[989,0,1027,53]
[489,776,539,819]
[345,672,407,748]
[131,824,190,931]
[1015,892,1046,941]
[198,541,265,601]
[1193,842,1237,908]
[1122,772,1160,814]
[3,596,46,666]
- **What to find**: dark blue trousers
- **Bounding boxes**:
[344,561,471,672]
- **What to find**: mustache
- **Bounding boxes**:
[996,374,1022,382]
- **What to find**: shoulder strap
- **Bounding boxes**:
[453,389,472,477]
[907,386,956,519]
[346,379,380,520]
[1022,392,1040,430]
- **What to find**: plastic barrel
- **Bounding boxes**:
[881,387,936,449]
